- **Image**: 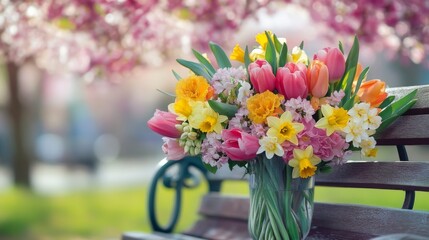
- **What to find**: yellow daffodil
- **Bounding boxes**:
[188,101,227,133]
[255,31,273,50]
[256,136,284,159]
[230,44,245,63]
[168,98,193,121]
[266,111,304,145]
[287,46,309,64]
[288,146,321,178]
[315,105,350,136]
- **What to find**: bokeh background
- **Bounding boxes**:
[0,1,428,239]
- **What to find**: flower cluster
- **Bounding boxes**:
[148,31,416,178]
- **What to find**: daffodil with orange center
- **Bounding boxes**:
[266,111,304,145]
[315,105,350,136]
[246,91,284,124]
[288,146,321,179]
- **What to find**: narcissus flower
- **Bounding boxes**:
[230,44,245,63]
[266,111,304,145]
[188,101,227,133]
[288,146,321,178]
[257,136,284,159]
[315,105,350,136]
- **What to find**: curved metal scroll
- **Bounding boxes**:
[148,156,210,233]
[396,145,415,210]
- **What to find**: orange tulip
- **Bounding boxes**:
[357,79,388,107]
[307,60,329,98]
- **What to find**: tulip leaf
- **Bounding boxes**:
[172,70,182,80]
[265,31,277,74]
[376,99,417,134]
[336,36,359,91]
[192,49,216,75]
[244,46,251,78]
[379,89,417,121]
[353,66,369,94]
[278,42,288,67]
[340,66,357,106]
[176,58,212,81]
[208,100,238,119]
[299,41,304,49]
[379,95,395,109]
[273,34,283,52]
[209,41,232,68]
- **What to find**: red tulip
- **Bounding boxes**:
[248,59,276,93]
[147,110,181,138]
[276,62,308,99]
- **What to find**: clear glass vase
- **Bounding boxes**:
[248,155,315,240]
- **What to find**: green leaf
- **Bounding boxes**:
[172,70,182,80]
[278,42,288,67]
[353,66,369,94]
[192,49,216,74]
[338,41,344,54]
[156,89,176,97]
[299,41,304,49]
[340,66,357,106]
[273,34,283,52]
[176,59,212,80]
[336,36,359,91]
[208,100,238,119]
[244,46,251,70]
[378,95,395,109]
[265,31,277,74]
[319,165,332,174]
[203,162,217,174]
[376,99,416,133]
[209,42,232,68]
[379,89,417,121]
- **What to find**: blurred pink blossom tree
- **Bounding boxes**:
[0,0,428,187]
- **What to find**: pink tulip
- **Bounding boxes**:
[276,62,308,99]
[221,128,259,161]
[147,110,181,138]
[162,137,186,160]
[307,61,329,98]
[314,47,345,82]
[248,59,276,93]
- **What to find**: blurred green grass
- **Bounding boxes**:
[0,181,428,240]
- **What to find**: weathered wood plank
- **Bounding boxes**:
[315,161,429,191]
[307,226,378,240]
[198,193,249,220]
[184,218,250,240]
[386,85,429,115]
[313,203,429,236]
[376,114,429,145]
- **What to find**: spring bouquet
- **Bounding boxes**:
[148,31,417,239]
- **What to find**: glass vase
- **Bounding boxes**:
[248,155,315,240]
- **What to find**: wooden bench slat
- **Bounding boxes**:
[184,218,250,240]
[386,85,429,115]
[316,161,429,191]
[313,202,429,236]
[376,114,429,145]
[199,193,249,220]
[307,226,378,240]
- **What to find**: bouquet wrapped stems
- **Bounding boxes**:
[248,155,315,240]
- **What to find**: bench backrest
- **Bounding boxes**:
[149,85,429,238]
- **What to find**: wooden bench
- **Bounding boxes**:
[123,85,429,240]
